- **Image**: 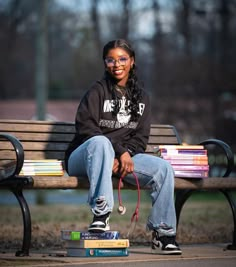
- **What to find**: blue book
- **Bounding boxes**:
[61,230,120,240]
[66,248,129,257]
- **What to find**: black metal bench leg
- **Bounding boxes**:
[175,189,194,227]
[220,189,236,250]
[12,188,31,256]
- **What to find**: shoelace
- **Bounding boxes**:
[118,172,141,237]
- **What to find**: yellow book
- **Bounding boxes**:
[66,239,130,248]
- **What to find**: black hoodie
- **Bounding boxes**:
[65,79,151,170]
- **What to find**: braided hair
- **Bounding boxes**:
[102,39,143,121]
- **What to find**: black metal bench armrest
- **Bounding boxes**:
[199,138,234,177]
[0,133,24,178]
[0,176,33,188]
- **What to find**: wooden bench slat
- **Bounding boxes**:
[11,176,236,190]
[0,132,74,142]
[0,119,74,126]
[0,122,75,133]
[149,127,177,135]
[148,136,179,144]
[0,151,66,160]
[1,142,70,151]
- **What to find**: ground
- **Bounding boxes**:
[0,198,233,251]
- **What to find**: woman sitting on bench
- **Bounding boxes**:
[65,39,182,255]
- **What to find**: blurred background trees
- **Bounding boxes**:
[0,0,236,148]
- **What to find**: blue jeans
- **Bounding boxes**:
[67,135,177,232]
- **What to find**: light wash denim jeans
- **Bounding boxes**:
[67,135,177,233]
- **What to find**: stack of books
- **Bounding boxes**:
[61,230,129,257]
[156,145,209,178]
[19,159,64,176]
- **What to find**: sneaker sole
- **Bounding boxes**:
[152,248,182,255]
[88,226,110,233]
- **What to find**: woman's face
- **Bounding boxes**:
[104,47,134,86]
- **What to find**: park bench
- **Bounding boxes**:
[0,119,235,256]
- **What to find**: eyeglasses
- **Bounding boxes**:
[104,57,130,67]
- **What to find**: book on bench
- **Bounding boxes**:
[155,145,209,178]
[19,159,64,176]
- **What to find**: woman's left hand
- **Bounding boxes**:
[119,151,134,177]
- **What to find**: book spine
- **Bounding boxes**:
[162,155,208,160]
[171,165,209,170]
[23,159,62,162]
[161,149,207,155]
[22,164,62,167]
[21,167,62,172]
[61,230,120,240]
[66,239,129,248]
[174,170,208,178]
[158,145,204,150]
[66,248,129,257]
[165,159,208,165]
[19,171,64,176]
[160,149,207,156]
[20,168,63,172]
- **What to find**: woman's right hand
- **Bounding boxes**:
[112,158,120,174]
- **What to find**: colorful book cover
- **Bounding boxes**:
[65,239,130,249]
[66,248,129,257]
[61,230,120,241]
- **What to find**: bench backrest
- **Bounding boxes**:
[0,120,182,162]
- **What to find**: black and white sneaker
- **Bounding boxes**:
[88,212,110,233]
[152,230,182,255]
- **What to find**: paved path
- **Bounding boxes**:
[1,244,236,267]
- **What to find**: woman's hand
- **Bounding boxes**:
[112,158,120,174]
[119,151,134,177]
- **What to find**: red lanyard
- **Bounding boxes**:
[117,172,141,223]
